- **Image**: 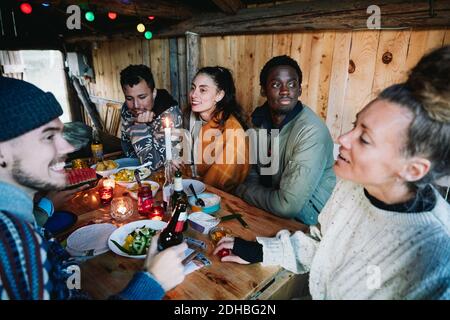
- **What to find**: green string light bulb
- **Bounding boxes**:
[85,11,95,22]
[144,31,153,40]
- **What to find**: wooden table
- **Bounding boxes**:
[60,180,307,300]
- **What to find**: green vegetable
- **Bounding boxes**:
[111,240,133,255]
[113,226,157,256]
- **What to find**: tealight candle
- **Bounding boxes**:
[164,117,172,161]
[103,178,115,189]
[110,197,134,221]
[149,203,164,221]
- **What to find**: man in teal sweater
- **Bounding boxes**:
[235,55,336,225]
[0,77,186,300]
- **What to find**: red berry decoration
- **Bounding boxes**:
[217,248,231,258]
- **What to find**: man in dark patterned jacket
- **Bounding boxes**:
[120,65,183,170]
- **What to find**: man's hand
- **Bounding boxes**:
[213,237,250,264]
[135,111,154,124]
[144,234,187,292]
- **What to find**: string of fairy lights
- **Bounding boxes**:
[17,1,155,40]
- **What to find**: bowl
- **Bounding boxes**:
[109,167,152,188]
[188,192,221,214]
[91,160,119,177]
[126,180,160,199]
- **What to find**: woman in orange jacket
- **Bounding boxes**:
[183,66,250,193]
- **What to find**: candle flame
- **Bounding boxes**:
[118,206,127,215]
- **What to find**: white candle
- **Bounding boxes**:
[164,117,172,161]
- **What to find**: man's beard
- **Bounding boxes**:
[12,158,64,192]
[271,105,293,116]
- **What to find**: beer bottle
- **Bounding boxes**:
[91,128,104,163]
[171,169,189,231]
[157,202,187,251]
[171,169,188,210]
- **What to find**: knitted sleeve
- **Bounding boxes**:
[0,211,50,300]
[256,227,321,274]
[114,271,165,300]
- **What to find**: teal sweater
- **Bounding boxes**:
[0,181,165,300]
[236,103,336,225]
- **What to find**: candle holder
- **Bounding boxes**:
[99,187,113,205]
[137,185,154,216]
[110,197,134,221]
[149,202,164,221]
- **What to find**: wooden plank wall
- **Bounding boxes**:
[89,28,450,140]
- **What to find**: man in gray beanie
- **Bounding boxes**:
[0,77,187,300]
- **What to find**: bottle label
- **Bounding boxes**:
[175,221,184,233]
[174,177,183,192]
[175,211,187,232]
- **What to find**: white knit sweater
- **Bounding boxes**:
[257,180,450,299]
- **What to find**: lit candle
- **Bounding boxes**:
[164,117,172,161]
[110,197,134,221]
[103,178,115,189]
[149,204,164,221]
[117,205,127,215]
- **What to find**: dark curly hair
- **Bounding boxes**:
[193,66,248,130]
[120,64,155,90]
[259,55,303,88]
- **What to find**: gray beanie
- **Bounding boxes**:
[0,77,63,141]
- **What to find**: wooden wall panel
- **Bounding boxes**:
[252,34,273,109]
[325,32,352,140]
[150,39,171,94]
[371,30,411,97]
[90,28,449,140]
[340,30,380,135]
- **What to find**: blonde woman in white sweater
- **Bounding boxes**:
[215,46,450,300]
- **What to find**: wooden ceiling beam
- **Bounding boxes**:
[157,0,450,37]
[211,0,245,14]
[46,0,194,20]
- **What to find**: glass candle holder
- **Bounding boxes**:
[103,178,115,189]
[137,185,154,216]
[149,202,164,220]
[99,187,113,205]
[208,226,232,246]
[72,158,88,169]
[110,197,134,221]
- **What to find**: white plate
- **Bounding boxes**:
[108,219,167,259]
[110,167,152,188]
[182,179,205,196]
[66,223,117,257]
